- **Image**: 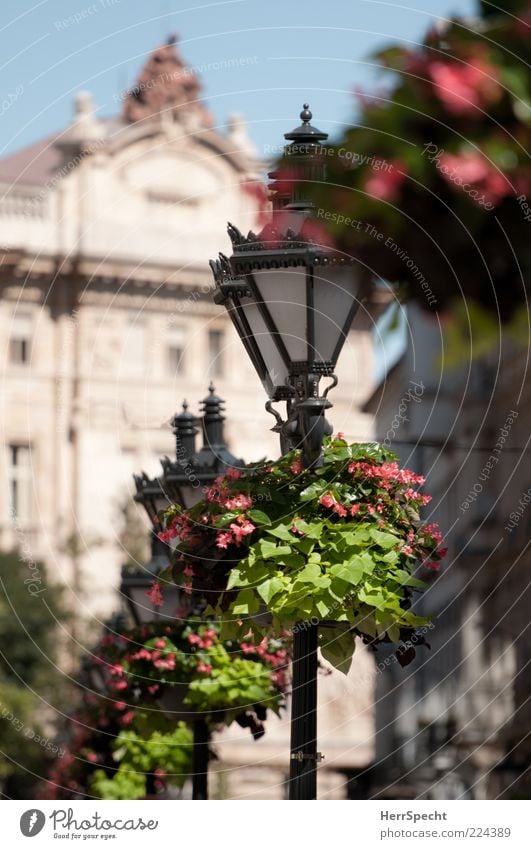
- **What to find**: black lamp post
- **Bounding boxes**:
[210,105,364,799]
[125,385,242,800]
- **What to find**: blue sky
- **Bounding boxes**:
[2,0,475,158]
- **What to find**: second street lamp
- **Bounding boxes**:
[211,105,365,799]
[125,385,243,800]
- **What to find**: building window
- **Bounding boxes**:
[122,319,145,375]
[9,312,32,364]
[208,329,224,378]
[167,327,185,376]
[8,444,32,524]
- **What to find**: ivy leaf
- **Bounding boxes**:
[319,627,356,674]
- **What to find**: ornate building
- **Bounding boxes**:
[0,37,376,798]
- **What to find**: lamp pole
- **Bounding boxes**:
[210,105,364,798]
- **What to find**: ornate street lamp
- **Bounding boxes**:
[210,105,365,799]
[210,104,364,467]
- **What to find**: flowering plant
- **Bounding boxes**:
[95,621,288,736]
[290,3,530,324]
[40,691,192,800]
[161,438,446,671]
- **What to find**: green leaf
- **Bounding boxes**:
[232,588,259,616]
[256,539,293,560]
[369,528,400,549]
[299,482,326,502]
[319,627,356,674]
[267,524,295,541]
[227,569,245,590]
[247,509,271,526]
[257,577,284,605]
[214,511,242,528]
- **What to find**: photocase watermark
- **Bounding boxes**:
[421,142,495,211]
[0,701,65,758]
[460,410,518,513]
[54,0,120,31]
[112,56,259,105]
[383,380,425,447]
[505,485,531,534]
[0,84,24,117]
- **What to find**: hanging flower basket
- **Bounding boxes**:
[160,438,446,671]
[95,620,289,738]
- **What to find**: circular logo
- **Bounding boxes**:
[20,810,46,837]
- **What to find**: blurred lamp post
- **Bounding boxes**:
[210,105,363,799]
[124,384,242,800]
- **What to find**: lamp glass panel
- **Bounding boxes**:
[252,267,308,362]
[312,266,361,363]
[237,295,290,395]
[179,484,204,510]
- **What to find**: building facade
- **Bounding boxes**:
[365,303,530,800]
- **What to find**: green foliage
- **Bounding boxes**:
[185,651,281,716]
[164,439,445,672]
[90,723,193,799]
[0,550,70,797]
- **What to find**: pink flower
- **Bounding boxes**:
[230,519,256,544]
[425,561,441,572]
[86,752,98,763]
[333,503,347,518]
[225,493,253,510]
[114,701,126,711]
[148,684,159,695]
[350,504,361,516]
[439,152,510,206]
[197,661,213,675]
[147,581,164,608]
[226,468,242,480]
[155,639,166,649]
[438,547,448,559]
[120,710,135,726]
[428,56,501,116]
[402,545,414,556]
[216,531,233,549]
[319,493,336,509]
[365,161,407,202]
[290,460,304,475]
[183,564,195,577]
[158,528,177,543]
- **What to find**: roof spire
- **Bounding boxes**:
[122,36,213,128]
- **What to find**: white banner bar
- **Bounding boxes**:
[4,800,527,847]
